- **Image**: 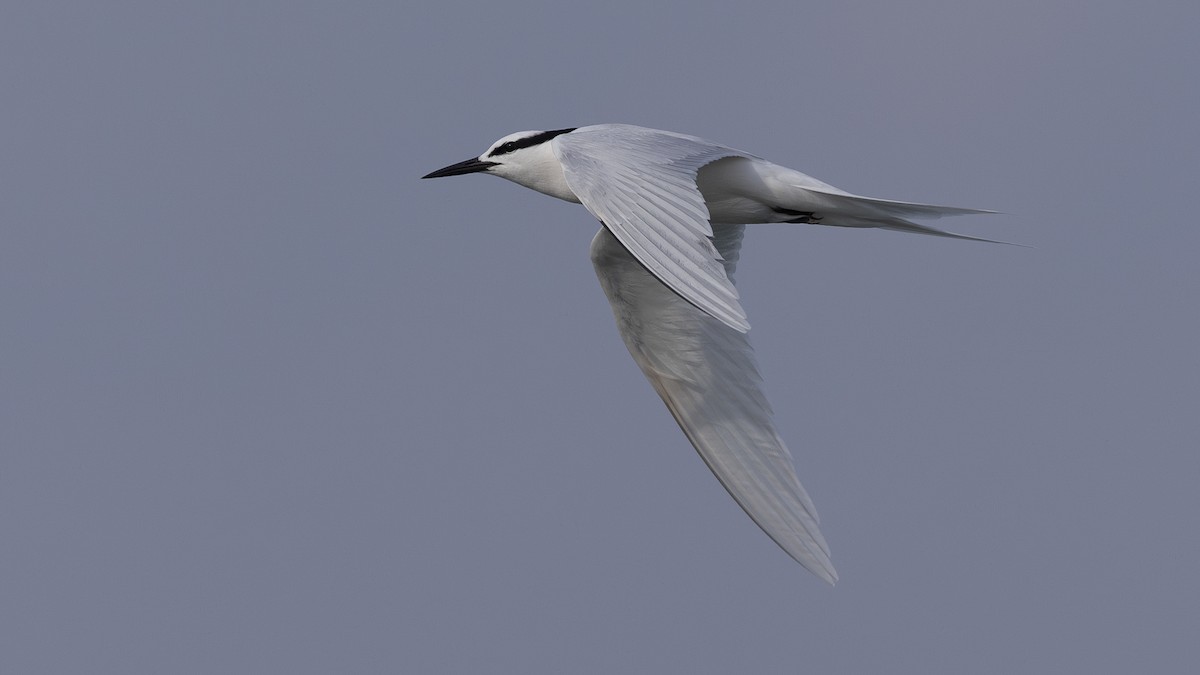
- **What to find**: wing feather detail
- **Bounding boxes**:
[590,224,837,584]
[555,125,752,332]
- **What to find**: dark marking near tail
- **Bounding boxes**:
[772,207,822,224]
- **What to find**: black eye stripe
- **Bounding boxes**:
[488,128,577,157]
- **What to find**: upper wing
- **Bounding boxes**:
[554,125,751,332]
[590,223,837,584]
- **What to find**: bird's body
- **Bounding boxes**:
[423,124,996,584]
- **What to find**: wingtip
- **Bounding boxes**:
[702,305,751,332]
[808,558,839,586]
[716,302,751,333]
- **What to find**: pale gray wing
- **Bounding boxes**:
[554,125,751,332]
[590,223,837,584]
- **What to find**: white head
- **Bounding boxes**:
[422,128,581,202]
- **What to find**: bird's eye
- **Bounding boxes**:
[490,141,522,157]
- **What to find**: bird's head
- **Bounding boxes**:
[422,128,580,201]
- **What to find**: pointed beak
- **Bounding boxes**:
[421,157,498,179]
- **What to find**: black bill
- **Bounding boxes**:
[421,157,498,179]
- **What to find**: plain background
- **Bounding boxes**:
[3,1,1198,673]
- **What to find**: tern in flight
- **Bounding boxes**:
[423,124,996,584]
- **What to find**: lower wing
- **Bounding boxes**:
[589,223,837,584]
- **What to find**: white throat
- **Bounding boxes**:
[492,143,581,204]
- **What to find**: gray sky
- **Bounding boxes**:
[3,1,1198,673]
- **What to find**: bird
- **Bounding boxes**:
[422,124,996,584]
